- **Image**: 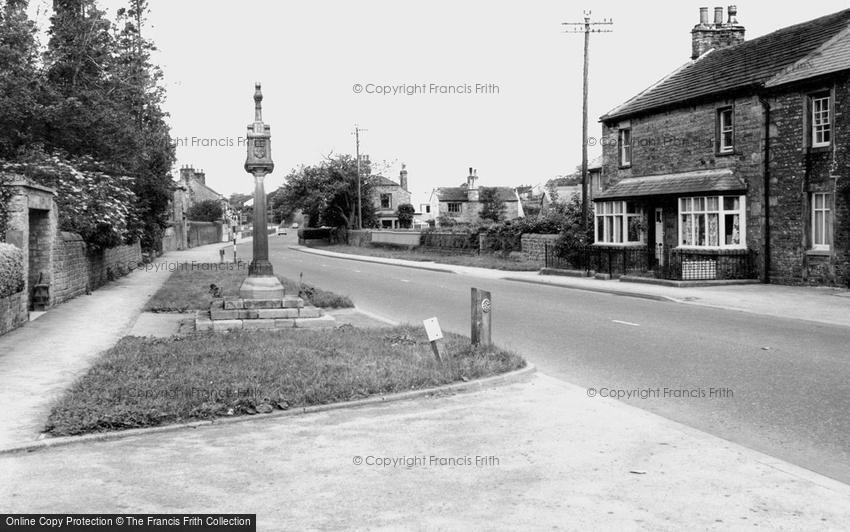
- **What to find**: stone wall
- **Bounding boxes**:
[0,291,27,336]
[521,234,560,264]
[767,76,850,286]
[346,230,372,247]
[371,231,422,247]
[51,233,141,306]
[187,221,222,248]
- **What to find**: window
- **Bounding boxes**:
[425,205,431,214]
[618,128,631,167]
[811,193,832,251]
[717,107,734,153]
[447,202,462,214]
[595,201,643,245]
[380,194,392,209]
[811,95,831,147]
[679,195,745,248]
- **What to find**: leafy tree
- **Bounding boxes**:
[0,0,40,159]
[396,203,415,229]
[277,154,376,228]
[187,200,223,222]
[479,187,506,223]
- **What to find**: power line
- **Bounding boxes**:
[563,11,613,237]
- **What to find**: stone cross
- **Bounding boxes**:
[239,83,285,299]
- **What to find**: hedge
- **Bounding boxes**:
[0,243,24,298]
[299,227,332,240]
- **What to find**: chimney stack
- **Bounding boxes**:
[691,6,745,60]
[399,163,408,191]
[467,168,479,202]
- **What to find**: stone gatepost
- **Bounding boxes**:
[3,179,59,310]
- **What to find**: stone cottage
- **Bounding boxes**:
[595,6,850,285]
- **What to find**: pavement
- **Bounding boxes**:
[3,239,850,529]
[293,245,850,328]
[0,242,227,450]
[3,373,850,530]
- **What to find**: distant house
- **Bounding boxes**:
[369,164,412,229]
[169,166,233,249]
[595,6,850,285]
[429,168,523,226]
[546,156,604,204]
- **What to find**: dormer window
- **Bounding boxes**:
[811,94,831,148]
[717,107,734,154]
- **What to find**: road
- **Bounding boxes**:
[253,236,850,484]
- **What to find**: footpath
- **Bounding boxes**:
[1,240,849,529]
[294,245,850,328]
[0,242,224,450]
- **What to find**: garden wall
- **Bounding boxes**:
[521,234,560,264]
[187,221,222,248]
[371,231,422,247]
[0,291,27,336]
[52,233,142,306]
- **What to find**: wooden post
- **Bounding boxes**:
[471,288,492,347]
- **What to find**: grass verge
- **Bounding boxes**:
[45,325,526,436]
[322,244,541,271]
[144,262,353,312]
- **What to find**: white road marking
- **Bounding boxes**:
[612,320,640,327]
[354,270,362,273]
[400,279,411,283]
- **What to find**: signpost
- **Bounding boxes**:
[423,317,443,362]
[471,288,492,347]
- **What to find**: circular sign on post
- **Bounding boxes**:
[481,298,491,313]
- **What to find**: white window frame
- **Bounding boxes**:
[447,202,462,214]
[594,201,644,245]
[678,195,746,249]
[811,192,832,251]
[812,95,831,148]
[718,108,734,154]
[618,128,631,167]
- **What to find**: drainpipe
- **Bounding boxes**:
[759,97,771,283]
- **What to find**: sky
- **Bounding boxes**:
[25,0,850,204]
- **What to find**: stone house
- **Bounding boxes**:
[169,166,234,249]
[429,168,523,226]
[369,165,412,228]
[595,6,850,285]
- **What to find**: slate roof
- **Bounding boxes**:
[594,169,745,200]
[435,187,518,202]
[602,9,850,122]
[369,175,401,187]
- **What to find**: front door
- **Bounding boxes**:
[654,208,664,267]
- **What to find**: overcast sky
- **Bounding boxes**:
[27,0,850,202]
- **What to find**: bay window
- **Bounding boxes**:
[679,195,745,248]
[595,201,643,245]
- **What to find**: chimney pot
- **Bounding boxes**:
[714,7,724,25]
[699,7,709,25]
[727,5,738,24]
[469,167,473,176]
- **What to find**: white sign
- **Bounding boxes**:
[423,317,443,342]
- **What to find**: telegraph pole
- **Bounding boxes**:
[353,124,367,229]
[563,11,613,236]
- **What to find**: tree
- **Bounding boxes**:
[396,203,415,229]
[0,0,41,159]
[479,187,506,223]
[187,200,223,222]
[277,154,376,228]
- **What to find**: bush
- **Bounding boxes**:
[187,200,223,222]
[299,227,331,240]
[0,243,24,298]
